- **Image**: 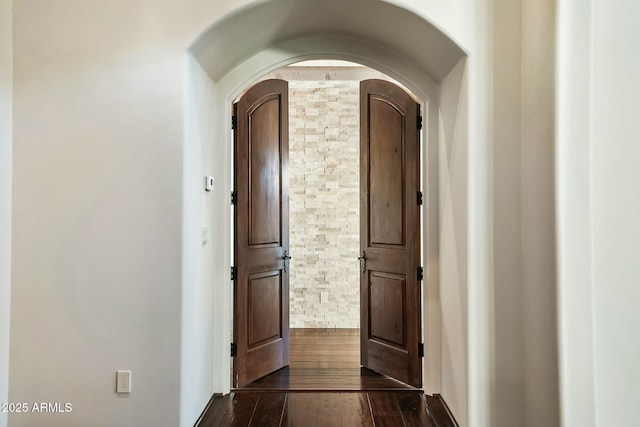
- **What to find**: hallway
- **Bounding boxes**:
[5,1,638,427]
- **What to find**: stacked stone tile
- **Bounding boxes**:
[288,81,360,328]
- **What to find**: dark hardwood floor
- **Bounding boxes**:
[198,329,457,426]
[198,391,456,427]
[240,329,414,391]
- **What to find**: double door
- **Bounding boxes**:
[233,78,422,388]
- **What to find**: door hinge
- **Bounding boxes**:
[231,266,237,281]
[231,343,237,357]
[417,116,423,130]
[418,343,424,358]
[231,191,237,205]
[231,115,238,130]
[418,266,424,281]
[417,191,423,205]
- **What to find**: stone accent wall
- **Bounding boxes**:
[288,80,360,328]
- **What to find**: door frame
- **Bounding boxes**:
[191,34,445,395]
[224,40,441,393]
[231,76,424,388]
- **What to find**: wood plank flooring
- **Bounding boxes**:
[198,391,455,427]
[240,329,413,391]
[199,329,457,426]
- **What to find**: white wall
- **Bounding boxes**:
[521,0,559,425]
[492,0,525,424]
[439,58,469,426]
[394,0,472,49]
[181,55,217,427]
[8,1,222,426]
[556,0,597,425]
[0,1,13,426]
[466,0,495,424]
[590,1,640,425]
[558,1,640,426]
[468,0,561,425]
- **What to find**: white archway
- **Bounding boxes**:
[181,2,468,425]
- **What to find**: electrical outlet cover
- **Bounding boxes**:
[116,370,131,393]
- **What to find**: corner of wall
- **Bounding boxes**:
[466,0,494,425]
[438,56,469,426]
[180,53,218,427]
[521,0,560,425]
[0,0,13,425]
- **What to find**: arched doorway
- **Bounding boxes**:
[182,0,467,407]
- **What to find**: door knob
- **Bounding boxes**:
[283,250,292,273]
[357,251,367,273]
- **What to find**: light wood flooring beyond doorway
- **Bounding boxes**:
[239,328,415,391]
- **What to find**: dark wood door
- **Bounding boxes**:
[234,79,290,387]
[360,79,422,387]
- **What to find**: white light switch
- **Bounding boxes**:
[201,227,208,246]
[205,176,214,192]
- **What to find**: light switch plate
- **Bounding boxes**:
[205,176,214,192]
[202,227,208,246]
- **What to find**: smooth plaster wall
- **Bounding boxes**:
[488,1,561,425]
[0,0,12,426]
[181,55,217,427]
[521,0,559,425]
[439,58,468,426]
[557,1,640,426]
[556,0,597,425]
[590,0,640,424]
[394,0,471,49]
[9,1,224,426]
[491,0,525,424]
[467,1,560,425]
[466,0,493,424]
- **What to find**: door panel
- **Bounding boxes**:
[360,79,421,387]
[249,98,282,246]
[247,271,282,347]
[369,98,405,247]
[369,272,406,348]
[234,79,289,387]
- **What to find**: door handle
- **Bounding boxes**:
[283,250,292,273]
[357,251,367,273]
